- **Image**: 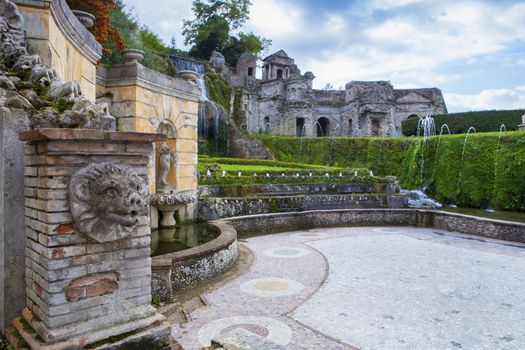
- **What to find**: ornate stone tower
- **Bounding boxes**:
[262,50,294,81]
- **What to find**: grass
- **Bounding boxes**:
[197,156,378,186]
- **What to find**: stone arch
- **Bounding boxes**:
[263,117,270,134]
[157,120,177,138]
[407,114,419,119]
[316,117,330,137]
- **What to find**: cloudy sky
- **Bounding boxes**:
[124,0,525,112]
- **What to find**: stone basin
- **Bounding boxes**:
[178,70,198,83]
[150,190,195,227]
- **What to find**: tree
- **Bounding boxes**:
[183,0,251,47]
[66,0,126,56]
[189,15,230,59]
[222,32,271,66]
[183,0,271,65]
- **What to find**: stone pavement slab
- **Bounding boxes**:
[171,227,525,350]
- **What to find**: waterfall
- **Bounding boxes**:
[196,72,227,155]
[168,55,205,75]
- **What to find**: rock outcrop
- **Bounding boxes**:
[0,0,115,130]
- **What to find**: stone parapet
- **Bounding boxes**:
[6,128,171,349]
[15,0,102,101]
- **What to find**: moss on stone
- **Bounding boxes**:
[232,88,245,127]
[205,69,232,112]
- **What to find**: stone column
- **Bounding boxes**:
[519,113,525,131]
[5,129,171,349]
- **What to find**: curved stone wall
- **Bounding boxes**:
[15,0,102,101]
[225,209,525,243]
[152,221,238,300]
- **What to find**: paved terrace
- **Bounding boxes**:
[172,227,525,349]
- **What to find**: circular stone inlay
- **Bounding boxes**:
[263,246,310,258]
[373,227,403,234]
[240,277,304,297]
[255,281,289,292]
[197,316,292,347]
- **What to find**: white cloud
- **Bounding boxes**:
[248,0,303,38]
[124,0,193,48]
[259,0,525,92]
[445,87,525,113]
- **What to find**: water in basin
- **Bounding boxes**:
[151,223,218,256]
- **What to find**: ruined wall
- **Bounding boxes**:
[15,0,101,101]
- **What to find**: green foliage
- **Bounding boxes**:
[183,0,251,46]
[232,88,245,126]
[402,109,525,136]
[205,69,232,111]
[259,132,525,211]
[183,0,270,65]
[101,1,176,76]
[0,334,14,350]
[222,33,272,65]
[197,157,373,185]
[189,15,230,60]
[199,157,343,169]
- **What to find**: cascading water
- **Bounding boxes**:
[299,124,308,162]
[196,72,226,154]
[431,124,450,179]
[416,116,436,187]
[457,127,477,191]
[327,124,341,166]
[168,55,205,75]
[489,124,506,210]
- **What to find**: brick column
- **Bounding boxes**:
[6,129,171,349]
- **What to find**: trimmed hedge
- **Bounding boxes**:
[401,110,524,136]
[259,132,525,211]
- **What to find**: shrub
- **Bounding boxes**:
[401,109,524,136]
[259,132,525,211]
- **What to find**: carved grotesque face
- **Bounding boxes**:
[70,162,149,242]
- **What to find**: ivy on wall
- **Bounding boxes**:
[260,132,525,211]
[205,68,232,111]
[232,88,245,128]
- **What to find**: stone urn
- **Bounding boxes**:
[72,10,95,29]
[179,70,198,83]
[122,48,145,64]
[150,190,196,227]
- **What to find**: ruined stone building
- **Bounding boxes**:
[211,50,448,137]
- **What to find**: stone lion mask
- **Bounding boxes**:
[69,162,149,242]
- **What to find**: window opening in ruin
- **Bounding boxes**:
[316,117,330,137]
[371,118,380,136]
[248,67,254,76]
[277,69,283,79]
[348,119,353,135]
[263,117,270,134]
[296,118,305,136]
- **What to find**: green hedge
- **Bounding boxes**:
[259,132,525,211]
[401,110,524,136]
[199,157,344,169]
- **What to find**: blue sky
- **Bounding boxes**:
[124,0,525,112]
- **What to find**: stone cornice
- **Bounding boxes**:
[97,63,201,102]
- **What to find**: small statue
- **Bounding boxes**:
[158,142,174,188]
